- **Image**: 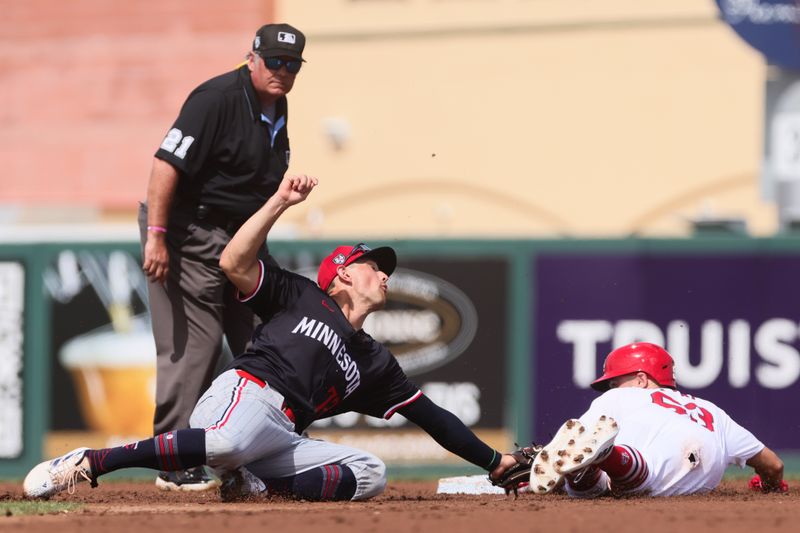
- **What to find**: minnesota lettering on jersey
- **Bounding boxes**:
[291,317,362,397]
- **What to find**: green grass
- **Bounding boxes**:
[0,500,82,517]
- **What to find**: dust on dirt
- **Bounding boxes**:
[0,479,795,533]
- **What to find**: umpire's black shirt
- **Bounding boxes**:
[155,65,290,219]
[227,262,421,434]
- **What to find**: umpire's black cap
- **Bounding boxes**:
[253,23,306,61]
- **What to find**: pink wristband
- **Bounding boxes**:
[147,225,167,234]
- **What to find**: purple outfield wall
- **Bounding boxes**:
[533,252,800,450]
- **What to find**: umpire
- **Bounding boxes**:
[138,23,307,491]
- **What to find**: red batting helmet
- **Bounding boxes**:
[591,342,676,391]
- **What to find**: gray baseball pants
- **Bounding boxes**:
[138,203,264,435]
[189,369,387,500]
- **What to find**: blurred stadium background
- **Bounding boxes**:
[2,0,799,479]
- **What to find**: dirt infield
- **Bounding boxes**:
[0,479,795,533]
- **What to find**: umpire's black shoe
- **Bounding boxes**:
[155,466,220,492]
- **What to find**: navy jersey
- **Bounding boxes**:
[227,261,421,433]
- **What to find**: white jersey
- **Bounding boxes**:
[579,387,764,496]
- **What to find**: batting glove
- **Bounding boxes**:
[748,474,788,493]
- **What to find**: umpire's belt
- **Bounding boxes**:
[192,204,248,234]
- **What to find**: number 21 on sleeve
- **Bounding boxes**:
[160,128,195,159]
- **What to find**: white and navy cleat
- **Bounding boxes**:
[529,415,619,494]
[23,447,95,499]
[155,466,220,492]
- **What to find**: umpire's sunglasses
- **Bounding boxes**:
[261,55,302,74]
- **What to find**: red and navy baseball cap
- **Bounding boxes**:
[317,243,397,292]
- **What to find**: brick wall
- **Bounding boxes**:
[0,0,275,215]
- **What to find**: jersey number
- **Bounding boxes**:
[160,128,195,159]
[650,391,715,432]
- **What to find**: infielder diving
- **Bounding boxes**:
[24,174,520,501]
[528,342,787,497]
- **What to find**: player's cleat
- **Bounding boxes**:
[156,466,220,492]
[23,447,95,499]
[529,415,618,495]
[219,467,268,502]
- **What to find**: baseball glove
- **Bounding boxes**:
[489,443,542,496]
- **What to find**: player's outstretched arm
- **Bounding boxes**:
[398,395,506,473]
[220,174,318,294]
[746,447,785,492]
